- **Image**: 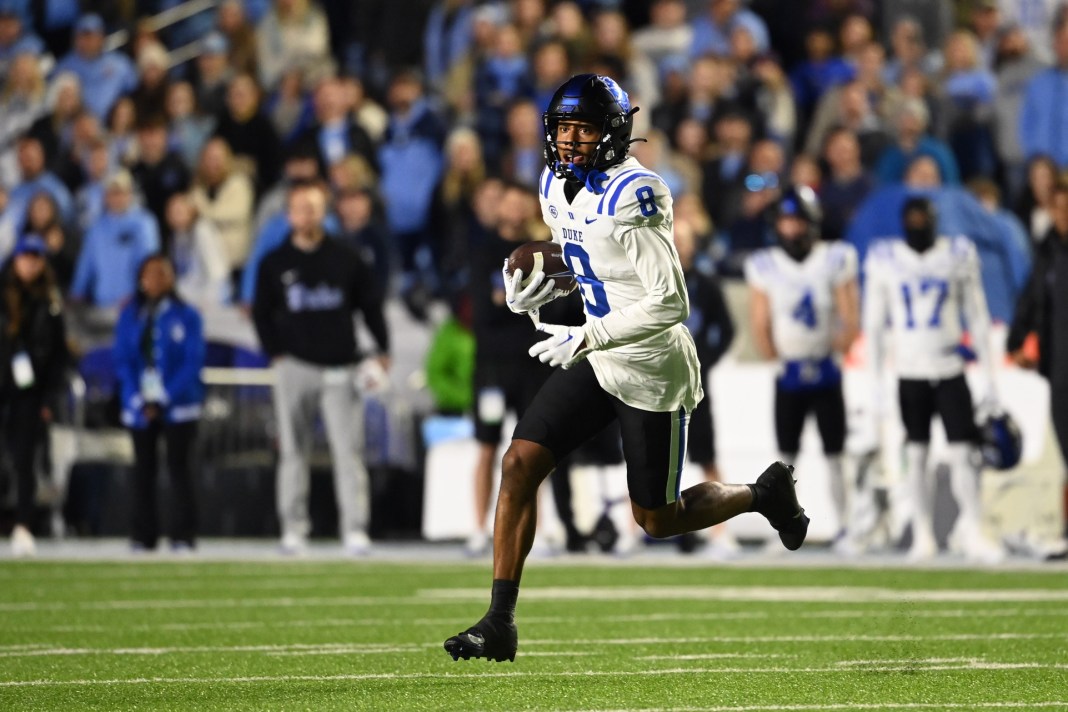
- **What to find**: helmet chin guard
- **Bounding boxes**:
[543,74,637,184]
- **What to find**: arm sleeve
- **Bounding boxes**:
[163,309,205,403]
[250,258,282,357]
[352,254,390,355]
[582,219,690,351]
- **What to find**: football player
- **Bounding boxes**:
[745,187,859,551]
[863,196,1004,563]
[444,74,810,663]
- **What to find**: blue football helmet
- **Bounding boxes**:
[543,74,637,184]
[978,409,1023,471]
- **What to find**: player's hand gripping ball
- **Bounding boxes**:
[503,242,577,314]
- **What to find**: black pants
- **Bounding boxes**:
[1,388,44,529]
[898,375,978,444]
[774,382,846,456]
[130,420,198,548]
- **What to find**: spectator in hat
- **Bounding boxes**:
[0,233,68,558]
[130,41,171,119]
[255,0,333,92]
[70,169,160,306]
[0,1,43,80]
[53,14,137,121]
[190,32,232,118]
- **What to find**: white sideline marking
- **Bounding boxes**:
[1,667,1067,688]
[6,636,1068,661]
[517,633,1068,646]
[576,704,1068,712]
[638,654,796,661]
[19,607,1068,634]
[3,632,1067,659]
[420,586,1068,604]
[9,583,1068,612]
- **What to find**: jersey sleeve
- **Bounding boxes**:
[744,250,772,291]
[602,173,671,228]
[829,242,859,286]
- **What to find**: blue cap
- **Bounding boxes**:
[201,32,229,55]
[75,13,105,34]
[13,234,47,257]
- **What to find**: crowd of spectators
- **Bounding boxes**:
[1,0,1067,553]
[3,0,1067,326]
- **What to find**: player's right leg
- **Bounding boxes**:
[898,379,937,560]
[444,361,616,662]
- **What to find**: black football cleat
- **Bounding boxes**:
[443,616,517,662]
[756,461,809,551]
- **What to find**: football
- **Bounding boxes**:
[506,241,577,293]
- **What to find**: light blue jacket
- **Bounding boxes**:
[1019,67,1068,166]
[71,208,161,306]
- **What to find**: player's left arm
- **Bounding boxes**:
[582,181,689,351]
[958,238,996,400]
[831,244,860,356]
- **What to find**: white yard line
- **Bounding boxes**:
[1,634,1066,658]
[420,586,1068,603]
[8,584,1068,613]
[573,704,1068,712]
[15,607,1068,634]
[1,667,1066,689]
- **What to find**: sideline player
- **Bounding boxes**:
[863,196,1003,563]
[444,74,810,663]
[745,187,859,549]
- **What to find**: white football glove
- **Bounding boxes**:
[528,323,590,369]
[503,261,559,315]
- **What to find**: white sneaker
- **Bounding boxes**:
[907,533,938,562]
[11,525,36,558]
[704,532,742,560]
[279,533,308,556]
[343,531,372,557]
[962,536,1006,565]
[465,530,490,557]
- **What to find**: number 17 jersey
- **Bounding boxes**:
[537,157,702,414]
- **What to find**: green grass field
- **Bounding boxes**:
[2,554,1068,711]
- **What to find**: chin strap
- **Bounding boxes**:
[554,161,610,195]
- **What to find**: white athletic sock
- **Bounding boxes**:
[947,443,983,541]
[904,443,935,546]
[826,454,847,533]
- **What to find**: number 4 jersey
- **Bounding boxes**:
[537,158,702,413]
[744,241,858,362]
[862,236,992,380]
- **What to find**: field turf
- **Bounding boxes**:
[2,553,1067,711]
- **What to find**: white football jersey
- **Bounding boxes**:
[744,241,858,361]
[537,157,702,413]
[862,236,992,380]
